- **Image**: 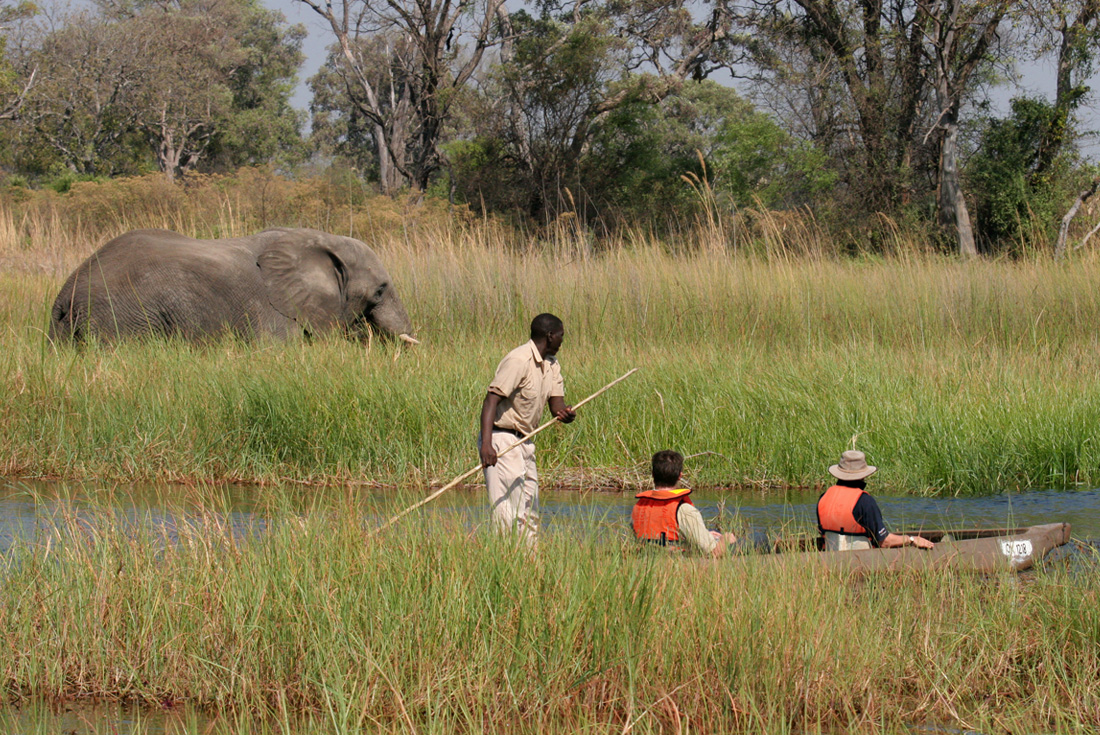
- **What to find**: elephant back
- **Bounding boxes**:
[49,229,285,342]
[48,227,413,344]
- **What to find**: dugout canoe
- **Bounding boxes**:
[769,523,1071,573]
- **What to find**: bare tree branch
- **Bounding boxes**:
[1056,173,1100,259]
[0,64,35,120]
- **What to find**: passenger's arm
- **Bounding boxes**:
[854,493,934,549]
[880,532,934,549]
[675,503,720,556]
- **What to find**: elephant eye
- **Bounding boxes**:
[373,283,387,300]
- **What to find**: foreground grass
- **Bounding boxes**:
[0,492,1097,734]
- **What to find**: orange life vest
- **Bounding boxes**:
[816,485,869,536]
[632,487,693,545]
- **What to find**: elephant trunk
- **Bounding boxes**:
[367,290,417,343]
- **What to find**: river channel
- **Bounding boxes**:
[6,479,1099,550]
[2,479,1098,734]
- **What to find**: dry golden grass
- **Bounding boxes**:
[1,167,989,278]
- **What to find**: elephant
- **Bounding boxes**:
[49,227,418,345]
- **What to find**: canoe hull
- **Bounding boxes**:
[778,523,1072,573]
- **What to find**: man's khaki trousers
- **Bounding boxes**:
[480,430,539,545]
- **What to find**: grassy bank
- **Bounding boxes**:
[0,494,1097,734]
[4,254,1100,493]
[3,173,1100,493]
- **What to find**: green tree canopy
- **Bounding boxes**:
[968,97,1082,250]
[445,80,835,228]
[11,0,303,182]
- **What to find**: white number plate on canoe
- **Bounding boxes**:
[1001,539,1033,558]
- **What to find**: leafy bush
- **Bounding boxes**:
[967,97,1079,253]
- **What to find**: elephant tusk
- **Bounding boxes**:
[398,333,420,345]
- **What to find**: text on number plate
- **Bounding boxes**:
[1000,539,1033,558]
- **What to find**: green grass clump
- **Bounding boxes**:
[0,492,1097,734]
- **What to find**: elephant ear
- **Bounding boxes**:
[257,234,347,333]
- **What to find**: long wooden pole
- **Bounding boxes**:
[366,367,640,538]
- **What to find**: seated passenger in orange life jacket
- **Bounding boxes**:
[632,450,738,557]
[816,450,935,551]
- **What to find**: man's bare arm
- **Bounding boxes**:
[548,396,575,423]
[479,392,503,467]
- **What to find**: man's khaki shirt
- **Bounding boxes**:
[488,340,565,435]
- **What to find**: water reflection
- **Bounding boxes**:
[0,481,268,554]
[2,480,1098,549]
[0,700,320,735]
[0,701,192,735]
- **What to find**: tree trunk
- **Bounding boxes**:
[375,122,398,195]
[927,0,1008,260]
[936,112,976,257]
[157,132,180,184]
[374,62,414,196]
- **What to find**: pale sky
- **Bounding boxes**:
[263,0,331,110]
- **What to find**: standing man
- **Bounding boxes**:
[816,450,935,551]
[479,313,576,544]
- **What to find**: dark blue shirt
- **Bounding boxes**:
[816,490,890,547]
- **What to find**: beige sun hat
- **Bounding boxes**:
[828,450,878,481]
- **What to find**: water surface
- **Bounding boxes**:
[2,480,1098,548]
